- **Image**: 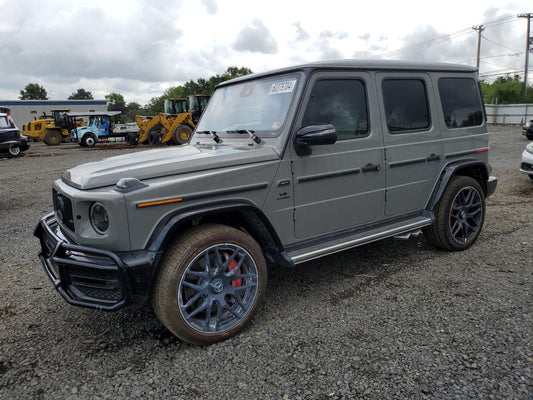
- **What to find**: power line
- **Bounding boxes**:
[481,34,521,52]
[378,14,520,60]
[377,29,472,58]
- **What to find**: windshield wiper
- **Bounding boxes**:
[225,130,261,144]
[197,130,221,144]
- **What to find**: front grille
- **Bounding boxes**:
[52,189,75,232]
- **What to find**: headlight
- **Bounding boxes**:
[526,143,533,155]
[90,202,109,234]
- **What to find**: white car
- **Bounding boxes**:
[520,142,533,180]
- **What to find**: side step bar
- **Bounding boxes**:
[287,215,432,265]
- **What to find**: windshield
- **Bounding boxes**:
[164,99,187,114]
[196,74,299,136]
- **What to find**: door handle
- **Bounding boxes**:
[362,163,380,172]
[426,153,441,162]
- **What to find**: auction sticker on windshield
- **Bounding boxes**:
[269,80,296,95]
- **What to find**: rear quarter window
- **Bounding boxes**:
[438,78,484,129]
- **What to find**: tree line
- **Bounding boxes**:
[18,66,252,122]
[480,76,533,104]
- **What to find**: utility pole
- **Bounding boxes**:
[518,13,532,96]
[472,25,484,70]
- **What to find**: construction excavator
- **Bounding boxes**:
[134,95,210,146]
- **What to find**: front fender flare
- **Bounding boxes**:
[145,200,288,266]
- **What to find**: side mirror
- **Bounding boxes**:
[294,124,337,156]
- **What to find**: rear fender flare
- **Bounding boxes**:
[426,160,489,211]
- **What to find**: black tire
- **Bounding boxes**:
[528,175,533,181]
[172,124,193,145]
[127,133,138,145]
[44,130,62,146]
[152,224,267,345]
[81,134,96,147]
[147,126,162,145]
[424,176,485,251]
[7,145,20,156]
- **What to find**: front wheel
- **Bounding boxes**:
[44,130,62,146]
[172,124,193,145]
[424,176,485,251]
[152,224,267,344]
[81,134,96,147]
[8,145,20,156]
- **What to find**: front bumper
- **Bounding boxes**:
[34,213,160,311]
[520,149,533,176]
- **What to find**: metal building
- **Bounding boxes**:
[0,100,107,129]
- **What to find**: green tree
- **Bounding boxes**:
[105,92,127,122]
[105,92,125,108]
[124,101,143,122]
[68,88,94,100]
[19,83,48,100]
[480,75,532,104]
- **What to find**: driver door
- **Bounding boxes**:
[290,72,385,240]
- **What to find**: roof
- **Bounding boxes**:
[66,111,121,117]
[219,59,478,87]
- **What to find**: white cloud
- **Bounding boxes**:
[233,19,278,54]
[201,0,218,14]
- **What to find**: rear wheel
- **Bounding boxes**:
[44,130,62,146]
[152,224,267,344]
[172,124,193,145]
[424,176,485,251]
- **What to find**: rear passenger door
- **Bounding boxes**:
[290,72,385,240]
[376,73,443,216]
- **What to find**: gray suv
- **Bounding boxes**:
[35,60,497,344]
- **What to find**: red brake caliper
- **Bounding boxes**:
[225,253,242,287]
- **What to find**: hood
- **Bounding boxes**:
[62,144,280,190]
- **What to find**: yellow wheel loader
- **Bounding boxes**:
[22,110,83,146]
[135,95,209,145]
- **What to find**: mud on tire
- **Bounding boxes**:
[152,223,267,345]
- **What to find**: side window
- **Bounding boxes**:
[382,79,430,133]
[301,79,369,140]
[438,78,484,128]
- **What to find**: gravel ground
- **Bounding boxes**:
[0,127,532,399]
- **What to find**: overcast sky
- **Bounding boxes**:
[0,0,531,105]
